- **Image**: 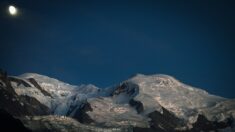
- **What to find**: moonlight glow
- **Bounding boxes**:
[8,5,17,15]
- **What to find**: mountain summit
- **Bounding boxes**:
[0,71,234,132]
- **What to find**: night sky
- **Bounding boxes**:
[0,0,235,98]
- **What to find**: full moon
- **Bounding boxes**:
[8,5,17,15]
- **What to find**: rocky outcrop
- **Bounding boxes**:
[0,109,31,132]
[188,114,233,132]
[8,77,31,87]
[147,107,185,131]
[27,78,52,97]
[133,107,186,132]
[20,95,51,115]
[129,99,144,113]
[111,82,138,97]
[73,102,94,124]
[0,71,50,116]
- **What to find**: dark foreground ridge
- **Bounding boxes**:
[0,109,31,132]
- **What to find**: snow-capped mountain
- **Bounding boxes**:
[0,71,234,132]
[10,73,100,116]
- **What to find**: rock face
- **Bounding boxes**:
[0,109,31,132]
[0,72,50,116]
[0,71,235,132]
[27,78,52,97]
[73,102,94,124]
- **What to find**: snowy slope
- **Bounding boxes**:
[11,73,101,115]
[86,97,149,128]
[112,74,233,125]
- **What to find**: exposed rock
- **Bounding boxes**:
[73,102,94,124]
[0,72,50,116]
[8,77,31,87]
[27,78,52,97]
[129,99,144,113]
[20,95,51,115]
[111,82,138,97]
[147,107,185,131]
[188,114,233,132]
[0,109,31,132]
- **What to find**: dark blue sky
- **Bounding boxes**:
[0,0,235,98]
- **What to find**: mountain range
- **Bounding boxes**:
[0,70,234,132]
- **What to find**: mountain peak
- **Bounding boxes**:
[129,73,181,85]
